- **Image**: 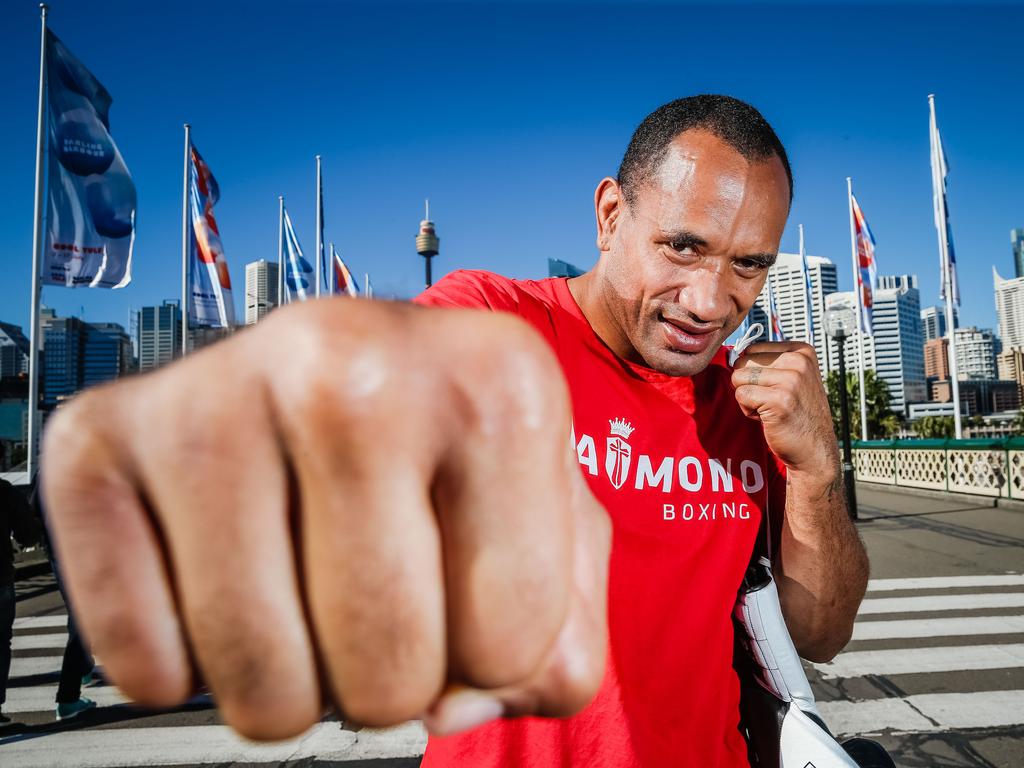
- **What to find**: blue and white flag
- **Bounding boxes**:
[767,280,786,341]
[282,207,313,302]
[187,142,235,327]
[799,226,815,348]
[43,30,136,288]
[930,101,960,306]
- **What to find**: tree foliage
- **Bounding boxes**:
[825,369,901,441]
[914,415,955,439]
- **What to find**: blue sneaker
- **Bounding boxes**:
[56,697,96,721]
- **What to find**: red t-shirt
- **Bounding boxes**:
[415,270,785,768]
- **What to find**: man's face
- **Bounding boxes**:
[594,129,791,376]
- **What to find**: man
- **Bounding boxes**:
[41,95,868,766]
[1,477,40,724]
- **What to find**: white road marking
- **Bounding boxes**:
[858,592,1024,615]
[852,614,1024,640]
[9,655,62,678]
[815,643,1024,679]
[867,574,1024,591]
[818,690,1024,736]
[11,633,69,650]
[13,615,67,630]
[0,721,428,767]
[1,684,128,713]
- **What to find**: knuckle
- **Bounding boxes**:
[339,674,437,727]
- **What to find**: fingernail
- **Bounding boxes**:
[424,689,505,736]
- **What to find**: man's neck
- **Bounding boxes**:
[567,270,637,362]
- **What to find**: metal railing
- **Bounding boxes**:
[853,438,1024,499]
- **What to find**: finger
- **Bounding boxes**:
[425,448,611,734]
[137,356,321,740]
[734,383,798,421]
[270,329,448,728]
[741,341,815,357]
[41,385,193,709]
[730,365,796,389]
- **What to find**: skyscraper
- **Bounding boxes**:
[993,266,1024,349]
[548,258,585,278]
[138,301,184,372]
[0,322,30,379]
[954,327,999,380]
[750,251,838,376]
[826,274,926,414]
[1012,228,1024,279]
[245,259,281,325]
[920,305,958,341]
[42,316,132,407]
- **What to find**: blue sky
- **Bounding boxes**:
[2,1,1022,336]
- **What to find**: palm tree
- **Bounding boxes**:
[825,369,901,441]
[914,415,955,439]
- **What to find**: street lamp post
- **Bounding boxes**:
[826,306,858,521]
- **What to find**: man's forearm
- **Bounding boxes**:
[775,468,869,663]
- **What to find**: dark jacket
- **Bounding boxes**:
[1,479,40,584]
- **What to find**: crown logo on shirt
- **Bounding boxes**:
[608,418,635,440]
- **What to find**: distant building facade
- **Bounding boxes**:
[920,304,958,341]
[138,301,183,372]
[547,258,585,279]
[245,259,280,325]
[826,274,926,415]
[751,252,838,377]
[994,266,1024,350]
[0,322,30,379]
[1013,228,1024,279]
[42,317,132,407]
[953,327,998,380]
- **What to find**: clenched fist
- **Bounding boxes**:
[41,299,610,740]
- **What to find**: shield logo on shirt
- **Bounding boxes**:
[605,435,632,490]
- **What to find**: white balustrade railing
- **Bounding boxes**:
[852,439,1024,499]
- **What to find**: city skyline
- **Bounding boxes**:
[2,2,1023,337]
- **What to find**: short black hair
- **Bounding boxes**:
[617,95,793,205]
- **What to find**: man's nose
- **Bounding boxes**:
[675,268,732,325]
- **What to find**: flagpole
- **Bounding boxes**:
[180,124,191,356]
[365,273,371,299]
[26,2,48,481]
[277,196,285,307]
[799,224,810,346]
[766,277,775,342]
[847,177,869,440]
[930,94,962,439]
[315,155,322,298]
[329,242,336,295]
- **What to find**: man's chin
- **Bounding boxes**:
[644,346,719,377]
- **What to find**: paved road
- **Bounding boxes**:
[2,484,1022,766]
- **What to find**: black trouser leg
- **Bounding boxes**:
[55,614,93,705]
[0,581,14,707]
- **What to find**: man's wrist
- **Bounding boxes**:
[786,463,843,502]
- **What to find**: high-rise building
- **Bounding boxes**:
[994,266,1024,350]
[1012,228,1024,279]
[245,259,280,325]
[998,348,1024,402]
[954,327,999,380]
[42,316,132,407]
[548,258,585,279]
[0,322,30,379]
[924,337,949,382]
[750,252,838,376]
[826,274,926,414]
[924,328,999,383]
[920,305,958,341]
[188,325,233,353]
[138,301,183,372]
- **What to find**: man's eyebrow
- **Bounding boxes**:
[660,230,709,249]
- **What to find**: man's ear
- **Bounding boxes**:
[595,177,623,253]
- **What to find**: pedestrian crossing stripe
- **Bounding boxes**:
[867,574,1024,591]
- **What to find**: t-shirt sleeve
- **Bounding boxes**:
[412,270,524,312]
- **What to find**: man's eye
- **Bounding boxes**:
[736,259,767,272]
[670,242,695,255]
